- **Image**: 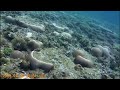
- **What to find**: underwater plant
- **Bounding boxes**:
[12,37,28,51]
[19,60,30,70]
[80,38,90,48]
[0,50,5,58]
[0,57,10,65]
[114,44,120,52]
[3,31,15,41]
[0,37,8,46]
[3,47,13,56]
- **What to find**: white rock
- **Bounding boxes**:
[61,32,72,39]
[28,24,45,32]
[26,32,32,38]
[53,31,60,36]
[4,16,15,23]
[52,23,69,30]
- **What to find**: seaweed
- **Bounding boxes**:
[3,47,13,56]
[11,37,28,51]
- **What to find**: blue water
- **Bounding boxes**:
[78,11,120,26]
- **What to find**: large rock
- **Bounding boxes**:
[28,24,45,32]
[92,45,112,58]
[53,31,60,36]
[27,39,43,50]
[26,51,54,72]
[72,49,84,57]
[10,50,25,59]
[74,55,93,68]
[91,47,103,57]
[4,16,28,28]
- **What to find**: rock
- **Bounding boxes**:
[4,16,15,24]
[72,49,84,57]
[61,32,72,39]
[74,55,93,68]
[27,40,43,50]
[26,51,54,72]
[4,16,28,28]
[52,23,68,30]
[14,20,28,28]
[91,45,113,60]
[28,24,45,32]
[4,16,46,30]
[53,31,60,36]
[10,50,25,59]
[26,32,32,38]
[102,46,111,57]
[91,47,103,57]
